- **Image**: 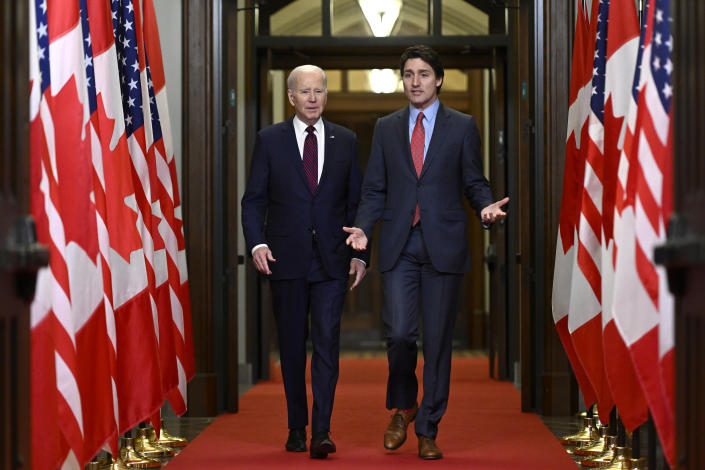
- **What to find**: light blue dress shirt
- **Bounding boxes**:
[408,98,440,161]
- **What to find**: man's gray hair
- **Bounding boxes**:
[287,65,327,91]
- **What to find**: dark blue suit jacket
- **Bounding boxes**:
[354,103,494,274]
[241,117,368,280]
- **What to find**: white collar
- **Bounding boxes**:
[293,116,324,136]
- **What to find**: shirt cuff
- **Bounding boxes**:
[252,244,268,256]
[352,257,366,267]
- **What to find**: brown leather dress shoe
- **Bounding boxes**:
[383,402,418,450]
[418,435,443,460]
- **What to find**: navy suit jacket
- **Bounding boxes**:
[354,103,494,274]
[241,117,368,280]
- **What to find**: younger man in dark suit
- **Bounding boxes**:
[242,65,367,459]
[344,46,509,459]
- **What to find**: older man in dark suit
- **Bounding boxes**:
[344,45,508,460]
[242,65,367,459]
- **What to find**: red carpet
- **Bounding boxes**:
[165,357,576,469]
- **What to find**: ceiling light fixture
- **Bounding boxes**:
[357,0,402,37]
[369,69,400,94]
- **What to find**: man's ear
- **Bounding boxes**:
[287,90,295,106]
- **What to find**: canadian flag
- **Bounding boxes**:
[552,0,598,413]
[142,0,195,417]
[564,0,616,425]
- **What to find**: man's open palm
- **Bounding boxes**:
[343,226,368,251]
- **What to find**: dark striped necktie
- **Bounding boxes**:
[303,125,318,194]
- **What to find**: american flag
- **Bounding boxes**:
[141,0,195,417]
[611,0,675,465]
[599,0,649,433]
[29,0,193,467]
[566,0,615,425]
[113,0,182,428]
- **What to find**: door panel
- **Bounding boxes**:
[1,1,31,469]
[488,55,509,379]
[657,2,705,468]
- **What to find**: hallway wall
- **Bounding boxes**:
[154,0,183,190]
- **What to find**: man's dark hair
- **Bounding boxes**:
[399,45,444,94]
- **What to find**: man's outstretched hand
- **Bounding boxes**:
[343,226,368,251]
[480,197,510,225]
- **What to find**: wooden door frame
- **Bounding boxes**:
[1,1,31,468]
[182,0,239,416]
[657,2,705,468]
[528,0,580,416]
[487,50,510,380]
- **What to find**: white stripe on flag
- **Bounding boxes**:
[583,161,604,213]
[636,133,664,203]
[169,286,185,339]
[39,99,58,181]
[578,214,602,266]
[55,351,84,436]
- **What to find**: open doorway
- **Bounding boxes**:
[253,58,507,362]
[240,0,516,384]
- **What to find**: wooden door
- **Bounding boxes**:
[488,54,509,379]
[657,2,705,468]
[1,1,41,469]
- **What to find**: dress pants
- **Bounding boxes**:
[382,224,463,439]
[269,245,347,434]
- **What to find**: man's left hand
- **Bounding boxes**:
[349,258,367,291]
[481,197,510,224]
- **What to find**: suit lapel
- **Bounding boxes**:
[317,119,335,194]
[420,103,450,179]
[396,107,417,178]
[283,118,312,193]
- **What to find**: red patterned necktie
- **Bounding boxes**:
[410,112,425,226]
[302,125,318,194]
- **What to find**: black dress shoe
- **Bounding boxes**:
[285,428,307,452]
[309,431,336,459]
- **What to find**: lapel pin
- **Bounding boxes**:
[330,135,335,139]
